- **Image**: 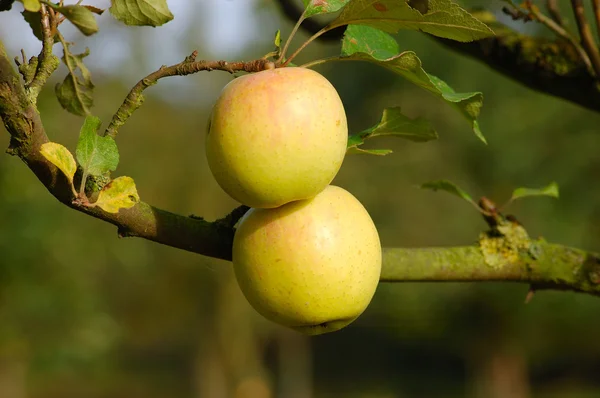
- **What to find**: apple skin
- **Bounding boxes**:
[206,67,348,208]
[232,185,382,335]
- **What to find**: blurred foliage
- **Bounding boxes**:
[1,0,600,397]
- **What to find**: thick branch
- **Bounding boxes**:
[434,21,600,112]
[382,244,600,297]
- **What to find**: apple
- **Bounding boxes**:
[206,67,348,208]
[232,185,382,335]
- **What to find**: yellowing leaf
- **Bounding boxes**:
[39,142,77,183]
[22,0,41,12]
[95,176,139,213]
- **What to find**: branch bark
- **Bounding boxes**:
[382,244,600,297]
[2,39,600,298]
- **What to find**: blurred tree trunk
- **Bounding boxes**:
[193,326,228,398]
[193,270,272,398]
[276,329,312,398]
[468,344,530,398]
[0,343,28,398]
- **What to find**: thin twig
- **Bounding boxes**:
[571,0,600,77]
[103,52,273,138]
[277,7,307,63]
[525,3,596,77]
[592,0,600,41]
[27,3,58,101]
[546,0,567,28]
[282,26,330,66]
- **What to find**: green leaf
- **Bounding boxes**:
[346,147,393,155]
[47,4,99,36]
[511,182,559,201]
[76,116,119,177]
[303,0,350,18]
[330,0,494,42]
[95,176,139,213]
[420,180,476,205]
[274,30,281,48]
[109,0,173,27]
[55,46,94,116]
[341,27,485,142]
[21,0,40,12]
[341,24,399,59]
[347,107,437,155]
[39,142,77,183]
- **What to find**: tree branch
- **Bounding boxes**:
[103,52,273,138]
[435,15,600,112]
[593,0,600,42]
[381,244,600,297]
[571,0,600,77]
[0,41,238,261]
[547,0,567,28]
[275,0,600,113]
[26,4,59,102]
[2,40,600,298]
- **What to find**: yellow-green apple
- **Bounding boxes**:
[206,67,348,208]
[232,185,382,335]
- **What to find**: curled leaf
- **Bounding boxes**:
[95,176,140,213]
[347,107,437,155]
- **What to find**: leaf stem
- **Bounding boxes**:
[282,25,336,67]
[277,7,307,63]
[298,56,342,69]
[79,170,88,196]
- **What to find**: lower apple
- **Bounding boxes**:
[232,185,382,335]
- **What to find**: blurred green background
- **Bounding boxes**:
[2,1,600,397]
